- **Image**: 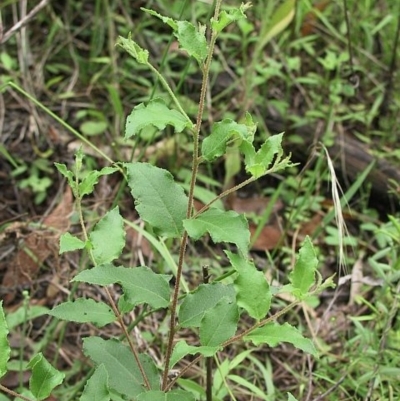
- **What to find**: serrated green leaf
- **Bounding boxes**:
[48,299,116,328]
[211,3,251,32]
[80,364,110,401]
[170,340,220,369]
[125,98,192,139]
[244,322,317,356]
[27,353,65,400]
[89,207,125,264]
[116,35,149,64]
[201,119,253,162]
[125,162,188,238]
[184,208,249,255]
[137,389,196,401]
[60,233,86,253]
[226,252,271,320]
[179,283,235,328]
[142,9,208,63]
[290,236,318,297]
[199,297,239,346]
[79,166,119,197]
[83,337,159,398]
[73,265,170,309]
[54,162,75,189]
[0,302,10,378]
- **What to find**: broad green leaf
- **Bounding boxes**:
[258,0,295,51]
[73,264,170,309]
[116,34,149,64]
[27,353,65,400]
[137,390,195,401]
[289,236,318,297]
[244,322,317,356]
[125,98,192,139]
[201,119,253,162]
[125,162,188,238]
[227,252,271,320]
[89,207,125,265]
[80,121,108,136]
[179,283,235,328]
[83,337,159,398]
[48,299,116,328]
[199,297,239,346]
[142,9,208,63]
[0,302,10,378]
[80,364,110,401]
[184,208,249,255]
[79,166,119,197]
[170,340,220,368]
[59,233,86,253]
[211,3,251,33]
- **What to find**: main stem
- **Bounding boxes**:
[161,0,223,390]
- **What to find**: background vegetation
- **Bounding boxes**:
[0,0,399,400]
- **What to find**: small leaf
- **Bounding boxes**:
[227,252,271,320]
[125,98,192,139]
[116,34,149,64]
[60,233,86,253]
[170,341,220,369]
[287,393,299,401]
[290,236,318,297]
[245,322,317,356]
[125,162,188,238]
[55,163,75,190]
[79,166,119,197]
[142,9,208,63]
[27,353,65,400]
[80,120,108,136]
[0,302,10,378]
[48,299,116,328]
[73,265,170,309]
[80,364,110,401]
[179,283,235,328]
[211,3,251,33]
[199,297,239,346]
[201,119,253,162]
[184,208,249,255]
[89,206,126,264]
[83,337,159,398]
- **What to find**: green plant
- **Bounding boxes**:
[0,3,336,401]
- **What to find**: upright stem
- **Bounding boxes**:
[161,0,223,390]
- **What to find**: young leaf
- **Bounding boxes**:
[201,119,253,162]
[170,340,220,369]
[59,233,86,253]
[48,298,116,328]
[125,162,188,238]
[27,353,65,400]
[55,163,75,190]
[116,34,149,64]
[79,166,119,197]
[244,322,317,356]
[226,252,271,320]
[289,236,318,298]
[142,9,208,63]
[80,364,110,401]
[89,206,125,265]
[199,297,239,346]
[137,390,196,401]
[184,208,249,255]
[179,283,235,328]
[73,265,170,309]
[0,302,10,378]
[125,98,193,139]
[211,3,252,33]
[83,337,159,398]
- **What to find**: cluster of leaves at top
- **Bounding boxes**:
[0,3,333,401]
